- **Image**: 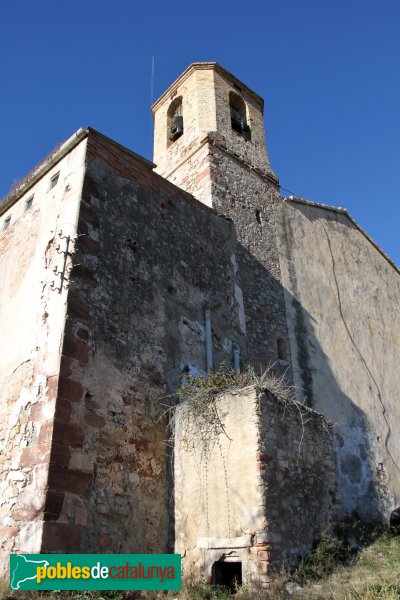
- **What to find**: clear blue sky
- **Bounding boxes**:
[1,0,399,265]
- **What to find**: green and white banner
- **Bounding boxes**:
[10,553,181,591]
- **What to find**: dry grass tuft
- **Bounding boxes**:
[164,364,308,457]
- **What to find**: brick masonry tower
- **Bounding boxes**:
[152,63,290,369]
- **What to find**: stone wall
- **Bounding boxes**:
[212,68,274,176]
[153,63,290,371]
[0,141,87,574]
[207,141,288,369]
[278,198,400,520]
[153,63,275,183]
[153,65,217,187]
[258,391,339,569]
[40,130,247,555]
[174,386,338,584]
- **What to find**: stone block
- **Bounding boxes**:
[47,465,92,494]
[41,522,83,553]
[43,490,65,521]
[58,377,84,402]
[20,444,50,467]
[62,336,89,364]
[12,503,42,521]
[52,421,85,448]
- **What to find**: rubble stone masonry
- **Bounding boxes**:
[153,63,289,369]
[0,140,87,574]
[40,130,247,555]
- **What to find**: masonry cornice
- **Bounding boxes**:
[151,62,264,116]
[0,128,155,217]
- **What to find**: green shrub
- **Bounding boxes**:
[296,533,353,581]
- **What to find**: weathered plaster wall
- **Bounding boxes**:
[175,387,264,583]
[0,141,87,574]
[174,386,338,584]
[41,131,247,555]
[278,199,400,520]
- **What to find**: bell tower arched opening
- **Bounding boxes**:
[229,92,251,140]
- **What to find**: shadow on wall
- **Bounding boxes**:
[169,239,387,576]
[168,239,388,556]
[234,241,388,524]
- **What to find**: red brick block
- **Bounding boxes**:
[54,398,72,423]
[68,297,93,321]
[47,465,92,494]
[46,375,59,401]
[79,234,99,253]
[64,319,73,336]
[43,490,65,521]
[52,421,85,448]
[20,444,50,467]
[50,441,71,467]
[41,523,83,553]
[72,264,97,288]
[12,504,42,522]
[257,561,271,575]
[59,355,73,378]
[38,421,54,445]
[58,377,84,402]
[30,401,48,422]
[80,204,99,227]
[77,328,89,341]
[63,336,89,364]
[0,526,19,538]
[77,217,89,235]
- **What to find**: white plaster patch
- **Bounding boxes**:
[230,254,246,334]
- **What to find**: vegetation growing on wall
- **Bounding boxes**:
[1,525,399,598]
[167,364,330,458]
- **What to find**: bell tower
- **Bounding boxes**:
[152,63,289,370]
[152,62,278,208]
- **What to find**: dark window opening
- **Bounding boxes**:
[277,337,287,361]
[167,97,183,144]
[25,196,33,211]
[3,215,11,231]
[212,561,242,592]
[49,172,60,190]
[229,92,251,141]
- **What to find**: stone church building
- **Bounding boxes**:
[0,63,399,584]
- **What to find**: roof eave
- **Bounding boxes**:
[283,195,399,274]
[151,62,264,116]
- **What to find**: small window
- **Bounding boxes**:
[25,196,33,211]
[167,97,183,144]
[49,172,60,190]
[3,215,11,231]
[277,337,288,362]
[229,92,251,140]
